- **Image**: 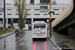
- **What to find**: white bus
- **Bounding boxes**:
[32,21,47,40]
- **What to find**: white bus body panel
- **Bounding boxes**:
[32,21,47,39]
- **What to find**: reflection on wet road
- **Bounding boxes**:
[17,31,58,50]
[33,40,56,50]
[0,33,16,50]
[16,31,33,50]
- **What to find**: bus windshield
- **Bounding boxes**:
[34,23,46,28]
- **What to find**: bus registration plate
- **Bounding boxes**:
[37,34,42,36]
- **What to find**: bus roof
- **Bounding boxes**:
[34,21,45,23]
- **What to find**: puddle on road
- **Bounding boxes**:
[16,31,29,50]
[17,45,28,50]
[19,31,26,39]
[16,39,28,50]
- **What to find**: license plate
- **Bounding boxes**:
[37,34,42,36]
[35,32,40,33]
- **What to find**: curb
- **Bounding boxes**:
[0,32,15,39]
[47,36,61,50]
[0,29,24,39]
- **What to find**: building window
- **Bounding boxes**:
[8,14,12,15]
[27,9,31,10]
[34,14,40,15]
[44,14,47,15]
[26,18,31,24]
[16,14,18,15]
[48,9,49,10]
[53,9,59,10]
[55,14,59,15]
[27,14,31,15]
[16,9,17,10]
[0,14,2,15]
[13,18,19,23]
[7,9,12,10]
[34,9,40,11]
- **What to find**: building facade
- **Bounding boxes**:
[0,0,3,5]
[0,4,67,29]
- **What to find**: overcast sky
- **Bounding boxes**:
[6,0,71,4]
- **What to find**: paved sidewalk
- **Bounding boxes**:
[0,32,15,39]
[0,29,26,39]
[48,30,75,50]
[52,32,75,49]
[52,34,70,49]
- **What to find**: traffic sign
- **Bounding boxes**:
[40,6,48,12]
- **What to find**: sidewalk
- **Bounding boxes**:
[52,31,75,47]
[0,29,26,39]
[48,30,75,50]
[52,33,70,49]
[0,32,14,39]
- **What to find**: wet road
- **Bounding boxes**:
[0,33,16,50]
[17,31,58,50]
[0,31,58,50]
